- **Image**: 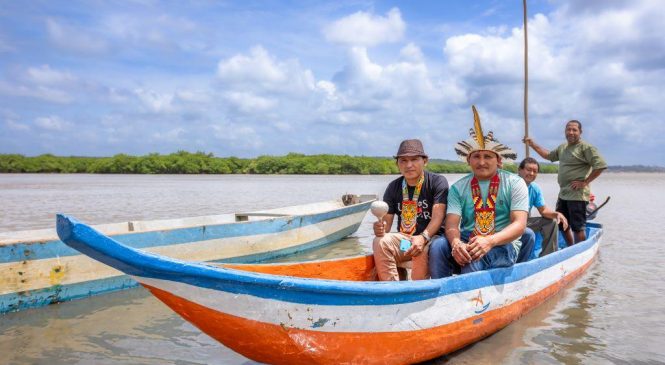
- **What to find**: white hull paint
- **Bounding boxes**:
[1,196,374,313]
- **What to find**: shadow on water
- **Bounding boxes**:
[421,260,604,365]
[0,285,253,365]
[546,272,605,364]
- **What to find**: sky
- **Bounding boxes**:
[1,0,664,166]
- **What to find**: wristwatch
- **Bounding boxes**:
[421,230,431,243]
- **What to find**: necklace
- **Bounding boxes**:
[470,173,500,237]
[399,174,424,235]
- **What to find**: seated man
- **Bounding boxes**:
[429,106,530,278]
[373,139,448,281]
[517,157,569,261]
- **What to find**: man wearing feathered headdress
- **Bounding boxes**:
[429,106,532,278]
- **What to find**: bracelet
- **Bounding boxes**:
[421,230,431,243]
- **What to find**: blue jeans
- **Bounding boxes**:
[429,231,518,279]
[517,227,536,263]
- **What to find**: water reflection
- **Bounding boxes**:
[548,272,604,364]
[2,173,665,364]
[0,287,251,365]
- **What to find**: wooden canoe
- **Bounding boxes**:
[55,213,602,364]
[0,194,375,314]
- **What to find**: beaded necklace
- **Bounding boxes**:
[470,173,500,237]
[399,174,424,235]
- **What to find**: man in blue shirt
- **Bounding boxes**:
[517,157,569,262]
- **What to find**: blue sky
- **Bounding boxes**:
[1,0,663,165]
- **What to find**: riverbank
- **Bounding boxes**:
[0,152,558,174]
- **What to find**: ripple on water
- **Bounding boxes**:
[1,173,665,364]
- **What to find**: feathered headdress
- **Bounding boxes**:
[454,105,517,162]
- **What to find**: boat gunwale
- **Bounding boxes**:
[56,214,602,305]
[0,197,373,247]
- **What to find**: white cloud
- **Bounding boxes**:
[176,90,211,103]
[26,65,76,85]
[445,13,562,84]
[46,18,108,54]
[0,81,73,103]
[224,91,276,112]
[151,127,185,142]
[1,1,663,164]
[134,88,175,113]
[0,65,79,103]
[324,8,405,47]
[436,0,665,160]
[100,13,200,51]
[210,123,262,149]
[217,46,286,84]
[34,116,70,131]
[5,119,30,131]
[331,46,444,111]
[400,43,424,62]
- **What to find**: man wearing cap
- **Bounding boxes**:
[524,120,606,244]
[429,106,531,278]
[373,139,448,281]
[517,157,569,260]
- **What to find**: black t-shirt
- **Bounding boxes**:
[383,170,449,236]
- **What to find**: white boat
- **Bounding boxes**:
[0,194,375,314]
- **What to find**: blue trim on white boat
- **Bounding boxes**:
[0,202,369,264]
[0,223,360,314]
[0,276,139,313]
[57,215,602,307]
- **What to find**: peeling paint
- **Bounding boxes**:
[49,265,65,285]
[312,318,330,328]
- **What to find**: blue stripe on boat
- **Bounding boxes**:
[1,203,368,264]
[57,215,602,307]
[0,276,139,313]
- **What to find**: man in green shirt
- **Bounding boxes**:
[524,120,607,244]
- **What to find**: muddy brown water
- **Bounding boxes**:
[1,173,663,364]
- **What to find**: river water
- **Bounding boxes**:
[0,173,663,364]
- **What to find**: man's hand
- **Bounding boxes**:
[570,180,587,190]
[451,238,472,266]
[467,235,495,261]
[406,235,426,257]
[556,212,569,231]
[523,136,535,147]
[373,221,385,237]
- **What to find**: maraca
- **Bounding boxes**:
[370,201,389,222]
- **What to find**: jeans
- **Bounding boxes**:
[517,227,536,263]
[429,231,518,279]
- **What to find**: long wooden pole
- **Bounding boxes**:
[523,0,530,157]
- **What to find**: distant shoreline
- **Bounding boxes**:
[1,152,661,174]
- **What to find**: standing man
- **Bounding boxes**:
[429,106,530,278]
[373,139,448,281]
[524,120,606,244]
[517,157,569,261]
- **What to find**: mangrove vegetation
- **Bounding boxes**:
[0,152,558,175]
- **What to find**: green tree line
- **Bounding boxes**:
[0,152,558,174]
